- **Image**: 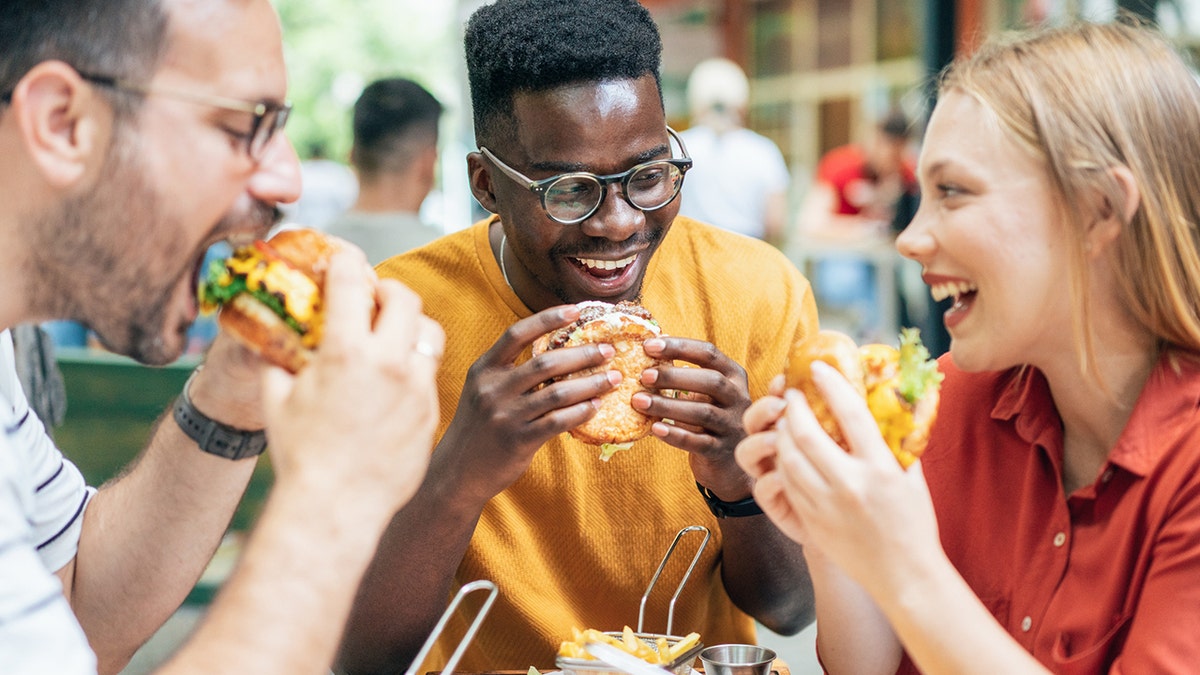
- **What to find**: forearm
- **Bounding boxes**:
[338,440,491,674]
[68,413,257,672]
[804,548,899,675]
[156,477,394,675]
[696,460,814,634]
[718,514,813,634]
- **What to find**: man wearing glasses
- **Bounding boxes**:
[0,0,442,673]
[340,0,819,672]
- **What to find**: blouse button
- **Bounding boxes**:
[1021,616,1032,632]
[1053,532,1066,547]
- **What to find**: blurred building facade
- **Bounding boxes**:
[647,0,1200,189]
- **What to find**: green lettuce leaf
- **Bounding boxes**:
[897,328,944,403]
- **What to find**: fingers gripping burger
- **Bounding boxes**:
[198,228,342,373]
[532,301,668,461]
[786,328,943,468]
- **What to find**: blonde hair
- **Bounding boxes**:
[941,20,1200,375]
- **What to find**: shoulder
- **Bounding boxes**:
[376,222,480,283]
[662,217,798,274]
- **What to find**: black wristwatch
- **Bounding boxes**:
[696,482,764,519]
[172,369,268,460]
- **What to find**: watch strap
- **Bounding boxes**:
[696,482,763,519]
[172,370,267,460]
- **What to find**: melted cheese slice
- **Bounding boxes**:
[226,250,321,340]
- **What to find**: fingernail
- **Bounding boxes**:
[598,343,615,358]
[641,368,659,385]
[631,392,651,410]
[644,338,665,353]
[767,397,788,415]
[607,370,623,386]
[652,421,671,437]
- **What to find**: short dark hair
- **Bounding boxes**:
[351,77,443,177]
[879,109,912,140]
[464,0,663,145]
[0,0,169,117]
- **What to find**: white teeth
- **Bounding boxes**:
[576,254,636,271]
[930,280,977,302]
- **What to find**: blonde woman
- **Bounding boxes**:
[737,20,1200,674]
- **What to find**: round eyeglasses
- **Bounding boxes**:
[480,127,693,225]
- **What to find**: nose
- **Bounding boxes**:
[895,199,935,263]
[578,183,644,241]
[247,132,302,206]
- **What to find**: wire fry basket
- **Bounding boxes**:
[557,526,711,675]
[403,579,498,675]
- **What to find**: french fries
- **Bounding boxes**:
[558,626,702,665]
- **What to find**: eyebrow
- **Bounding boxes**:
[529,142,671,174]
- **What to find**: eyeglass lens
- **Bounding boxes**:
[248,105,290,160]
[544,161,684,222]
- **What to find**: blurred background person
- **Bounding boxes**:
[801,108,917,238]
[795,108,922,344]
[677,57,790,247]
[325,77,445,265]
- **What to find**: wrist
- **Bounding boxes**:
[696,482,763,519]
[174,369,268,460]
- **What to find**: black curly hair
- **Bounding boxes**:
[465,0,663,146]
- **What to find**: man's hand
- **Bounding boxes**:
[630,336,752,494]
[437,304,619,500]
[260,248,444,516]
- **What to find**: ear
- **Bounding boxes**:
[467,151,499,214]
[1085,165,1139,259]
[10,61,109,189]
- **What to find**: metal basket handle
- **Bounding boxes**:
[636,525,710,636]
[403,579,499,675]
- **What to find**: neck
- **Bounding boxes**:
[352,169,429,214]
[1040,321,1157,492]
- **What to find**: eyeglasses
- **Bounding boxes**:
[1,71,291,162]
[480,127,693,225]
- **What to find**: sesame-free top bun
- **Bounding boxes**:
[264,227,342,285]
[785,330,865,450]
[532,301,668,449]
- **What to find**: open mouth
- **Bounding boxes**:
[572,254,637,281]
[930,280,977,306]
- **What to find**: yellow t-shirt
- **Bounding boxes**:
[376,215,818,670]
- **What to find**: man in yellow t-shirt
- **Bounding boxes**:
[338,1,819,673]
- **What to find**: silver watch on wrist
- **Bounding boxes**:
[172,369,267,460]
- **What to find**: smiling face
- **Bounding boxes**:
[897,91,1077,372]
[476,75,678,312]
[27,0,300,364]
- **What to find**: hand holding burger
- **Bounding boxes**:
[785,328,942,468]
[531,300,668,461]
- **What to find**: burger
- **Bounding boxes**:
[785,328,942,468]
[532,300,668,461]
[198,228,342,373]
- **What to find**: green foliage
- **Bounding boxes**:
[273,0,457,161]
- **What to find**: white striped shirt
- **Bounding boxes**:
[0,330,97,672]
